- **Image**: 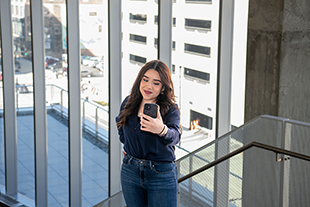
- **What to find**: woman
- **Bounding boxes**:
[116,60,181,207]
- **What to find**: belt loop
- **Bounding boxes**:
[128,155,133,164]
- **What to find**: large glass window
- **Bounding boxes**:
[80,0,109,206]
[11,0,36,201]
[122,0,158,98]
[172,1,220,151]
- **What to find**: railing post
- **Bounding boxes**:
[61,89,63,117]
[16,89,19,110]
[96,106,99,139]
[51,84,54,109]
[83,101,85,131]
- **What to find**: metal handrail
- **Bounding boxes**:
[177,141,310,183]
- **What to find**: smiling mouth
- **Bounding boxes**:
[144,90,152,95]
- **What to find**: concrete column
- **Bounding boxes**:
[278,1,310,122]
[245,0,310,124]
[244,0,283,122]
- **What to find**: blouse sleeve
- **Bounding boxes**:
[115,96,129,144]
[158,105,181,146]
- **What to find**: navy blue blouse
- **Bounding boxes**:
[115,96,181,162]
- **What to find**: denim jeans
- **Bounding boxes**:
[121,153,178,207]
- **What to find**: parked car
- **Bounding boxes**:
[45,56,59,68]
[49,61,67,78]
[81,70,93,78]
[95,60,104,71]
[82,56,92,66]
[15,60,21,71]
[88,57,101,68]
[16,83,29,93]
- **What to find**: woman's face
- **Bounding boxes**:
[139,69,163,103]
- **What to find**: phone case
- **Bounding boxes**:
[143,103,158,118]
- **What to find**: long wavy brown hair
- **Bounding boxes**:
[117,60,177,128]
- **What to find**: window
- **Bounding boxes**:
[54,25,60,34]
[185,18,211,30]
[129,13,147,22]
[130,54,147,64]
[20,6,23,16]
[99,25,102,32]
[171,64,175,74]
[15,5,19,15]
[184,43,210,56]
[89,12,97,16]
[184,67,210,83]
[190,110,213,130]
[154,38,175,50]
[130,34,147,44]
[154,15,176,26]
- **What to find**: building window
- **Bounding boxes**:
[190,110,213,130]
[20,6,23,16]
[184,67,210,83]
[54,25,60,34]
[184,43,210,57]
[99,25,102,33]
[154,38,175,50]
[172,41,176,50]
[130,54,147,64]
[171,64,175,74]
[185,18,211,30]
[130,34,147,44]
[186,0,212,3]
[15,5,19,15]
[154,15,176,26]
[130,13,147,23]
[89,12,97,16]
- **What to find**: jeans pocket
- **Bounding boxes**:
[152,162,174,174]
[122,155,131,167]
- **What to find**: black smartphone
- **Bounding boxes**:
[143,103,158,118]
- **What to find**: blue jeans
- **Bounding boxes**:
[121,153,178,207]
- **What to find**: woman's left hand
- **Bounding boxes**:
[140,107,165,134]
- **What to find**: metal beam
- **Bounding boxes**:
[67,0,82,206]
[108,0,122,197]
[30,0,48,206]
[0,0,18,196]
[158,0,172,69]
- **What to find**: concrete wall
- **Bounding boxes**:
[244,0,310,123]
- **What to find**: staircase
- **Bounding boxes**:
[94,115,310,207]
